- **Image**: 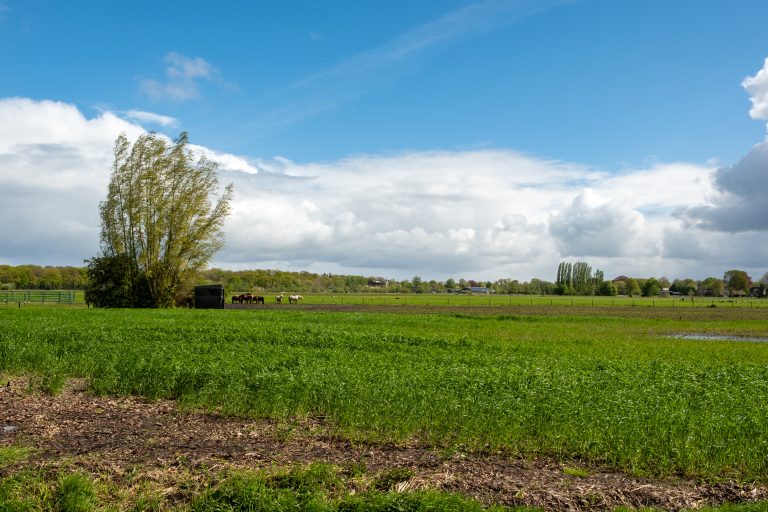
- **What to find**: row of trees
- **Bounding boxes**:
[7,259,763,299]
[0,265,87,290]
[554,261,606,295]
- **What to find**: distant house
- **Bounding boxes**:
[367,278,389,288]
[463,286,490,295]
[698,288,723,297]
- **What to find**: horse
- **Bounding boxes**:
[231,294,252,304]
[275,294,283,304]
[288,294,303,304]
[254,295,265,304]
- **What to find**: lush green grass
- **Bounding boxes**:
[237,292,768,309]
[0,446,32,469]
[2,307,768,481]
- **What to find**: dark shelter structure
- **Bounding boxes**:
[194,284,225,309]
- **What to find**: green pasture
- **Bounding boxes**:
[2,289,766,309]
[238,292,768,309]
[2,306,768,483]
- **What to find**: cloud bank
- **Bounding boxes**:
[1,93,766,281]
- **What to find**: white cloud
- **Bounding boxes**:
[138,52,227,102]
[743,58,768,121]
[0,99,255,265]
[549,189,651,257]
[1,97,765,281]
[217,150,719,279]
[678,59,768,234]
[165,52,213,80]
[123,110,179,127]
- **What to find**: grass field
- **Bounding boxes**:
[2,305,768,481]
[3,290,767,309]
[235,292,768,309]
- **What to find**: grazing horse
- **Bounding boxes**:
[275,294,283,304]
[288,294,303,304]
[254,296,265,304]
[231,294,253,304]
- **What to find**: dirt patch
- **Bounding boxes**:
[1,378,765,511]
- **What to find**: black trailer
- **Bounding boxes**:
[194,284,225,309]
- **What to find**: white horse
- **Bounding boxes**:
[288,294,303,304]
[275,294,283,304]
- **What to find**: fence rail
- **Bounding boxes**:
[0,290,77,305]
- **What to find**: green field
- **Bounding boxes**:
[3,290,767,310]
[2,306,768,485]
[235,292,768,309]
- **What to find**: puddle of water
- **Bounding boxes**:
[1,425,18,433]
[670,333,768,343]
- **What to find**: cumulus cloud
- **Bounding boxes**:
[679,141,768,232]
[3,97,765,281]
[139,52,228,102]
[217,151,716,278]
[744,58,768,121]
[0,98,255,265]
[549,189,650,257]
[0,98,143,263]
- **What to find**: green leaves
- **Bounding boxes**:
[95,132,233,307]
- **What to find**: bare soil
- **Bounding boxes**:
[2,378,765,511]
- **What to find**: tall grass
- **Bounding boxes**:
[2,308,768,481]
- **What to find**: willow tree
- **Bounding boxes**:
[94,132,233,307]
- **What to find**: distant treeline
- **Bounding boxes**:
[0,264,554,294]
[2,263,764,297]
[199,268,556,295]
[0,265,87,290]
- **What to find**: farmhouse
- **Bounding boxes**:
[462,286,490,295]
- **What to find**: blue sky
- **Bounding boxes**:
[1,0,768,281]
[3,0,766,165]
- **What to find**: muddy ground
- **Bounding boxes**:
[1,378,765,511]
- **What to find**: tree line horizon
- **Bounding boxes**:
[1,262,764,298]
